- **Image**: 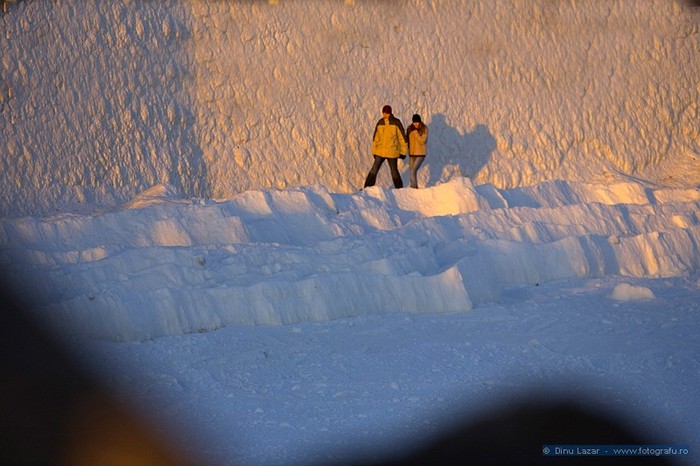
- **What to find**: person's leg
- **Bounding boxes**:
[410,156,424,188]
[409,156,417,188]
[388,158,403,189]
[363,155,385,188]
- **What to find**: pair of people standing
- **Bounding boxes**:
[363,105,429,189]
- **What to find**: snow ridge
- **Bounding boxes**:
[2,178,698,340]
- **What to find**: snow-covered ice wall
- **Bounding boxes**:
[2,0,699,216]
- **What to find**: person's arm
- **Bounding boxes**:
[397,121,408,156]
[371,120,381,153]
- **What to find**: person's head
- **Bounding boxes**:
[412,114,422,127]
[382,105,392,117]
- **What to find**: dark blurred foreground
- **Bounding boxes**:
[0,285,195,466]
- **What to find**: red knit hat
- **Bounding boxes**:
[382,105,392,114]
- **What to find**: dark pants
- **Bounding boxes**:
[363,155,403,189]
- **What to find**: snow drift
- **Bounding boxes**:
[2,178,698,340]
[2,0,699,217]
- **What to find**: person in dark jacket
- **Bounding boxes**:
[363,105,408,189]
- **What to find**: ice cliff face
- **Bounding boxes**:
[1,0,699,216]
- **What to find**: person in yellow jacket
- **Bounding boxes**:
[363,105,408,189]
[407,113,429,188]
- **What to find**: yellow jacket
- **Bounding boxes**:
[372,115,408,159]
[408,123,429,156]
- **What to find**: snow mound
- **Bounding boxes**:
[610,283,655,301]
[1,178,698,341]
[123,184,187,209]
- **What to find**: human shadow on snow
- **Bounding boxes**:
[416,113,496,188]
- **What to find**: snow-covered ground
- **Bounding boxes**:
[3,178,700,341]
[86,273,700,465]
[2,0,700,464]
[2,178,699,464]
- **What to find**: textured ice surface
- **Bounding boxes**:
[2,0,699,216]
